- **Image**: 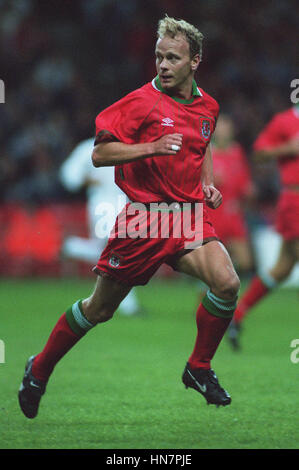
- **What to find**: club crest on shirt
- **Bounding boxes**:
[199,117,212,141]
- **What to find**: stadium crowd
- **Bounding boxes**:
[0,0,298,274]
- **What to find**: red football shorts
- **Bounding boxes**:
[207,202,248,245]
[276,190,299,240]
[93,202,218,286]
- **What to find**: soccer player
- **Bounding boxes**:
[206,114,254,276]
[228,104,299,349]
[18,16,240,418]
[59,137,142,316]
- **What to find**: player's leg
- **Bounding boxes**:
[62,234,141,315]
[177,240,240,294]
[82,276,132,323]
[176,240,240,406]
[228,239,296,349]
[18,276,131,418]
[234,239,295,323]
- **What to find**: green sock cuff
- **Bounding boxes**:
[65,300,94,336]
[202,290,237,319]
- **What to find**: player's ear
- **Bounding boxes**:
[191,53,200,71]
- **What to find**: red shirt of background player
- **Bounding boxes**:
[254,106,299,240]
[254,107,299,186]
[207,143,252,243]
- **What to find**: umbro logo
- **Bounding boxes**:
[161,117,174,127]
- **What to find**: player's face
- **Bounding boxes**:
[155,34,200,98]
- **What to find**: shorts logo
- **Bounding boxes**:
[200,117,212,141]
[108,253,121,268]
[161,117,174,127]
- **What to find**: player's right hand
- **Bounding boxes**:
[152,133,183,155]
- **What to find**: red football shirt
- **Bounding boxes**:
[211,143,251,203]
[95,76,219,203]
[253,106,299,186]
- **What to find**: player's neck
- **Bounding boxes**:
[170,76,194,100]
[154,75,201,104]
[171,84,192,100]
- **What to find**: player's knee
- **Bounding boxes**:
[269,267,291,283]
[269,259,295,282]
[90,307,115,324]
[82,298,116,325]
[216,273,240,300]
[226,275,240,299]
[94,307,115,324]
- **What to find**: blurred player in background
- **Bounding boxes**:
[19,16,241,419]
[228,104,299,349]
[206,114,255,277]
[59,138,142,316]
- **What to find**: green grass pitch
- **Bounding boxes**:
[1,276,298,449]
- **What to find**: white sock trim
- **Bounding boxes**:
[72,301,94,331]
[207,289,238,311]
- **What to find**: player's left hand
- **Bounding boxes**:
[203,185,222,209]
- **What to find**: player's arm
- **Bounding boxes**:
[92,134,183,167]
[254,136,299,161]
[253,114,299,162]
[201,143,222,209]
[60,144,90,192]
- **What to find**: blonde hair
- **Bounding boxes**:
[157,15,204,61]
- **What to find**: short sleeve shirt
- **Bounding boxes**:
[95,77,219,203]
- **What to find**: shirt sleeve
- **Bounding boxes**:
[94,91,147,145]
